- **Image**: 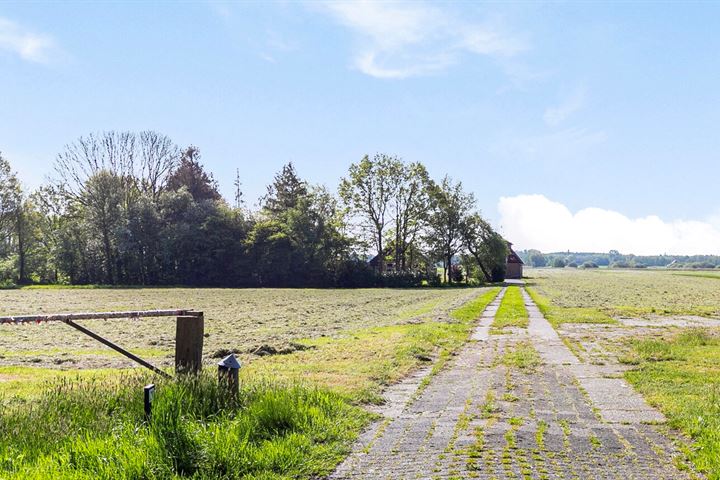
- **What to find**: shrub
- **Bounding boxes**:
[551,258,566,268]
[579,261,598,269]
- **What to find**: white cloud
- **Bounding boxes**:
[0,17,57,63]
[498,194,720,255]
[318,1,526,79]
[543,87,586,126]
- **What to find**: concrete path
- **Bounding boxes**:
[330,288,693,480]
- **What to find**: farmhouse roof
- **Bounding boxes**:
[506,242,524,265]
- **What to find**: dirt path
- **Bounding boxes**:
[331,288,694,480]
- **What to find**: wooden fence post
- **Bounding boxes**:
[175,313,204,374]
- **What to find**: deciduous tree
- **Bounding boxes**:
[426,176,475,284]
[339,154,399,273]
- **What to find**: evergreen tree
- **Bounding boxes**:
[167,146,222,202]
[262,162,308,216]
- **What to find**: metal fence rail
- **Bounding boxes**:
[0,309,200,324]
[0,309,205,377]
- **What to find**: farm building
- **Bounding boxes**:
[505,242,524,279]
[368,249,397,272]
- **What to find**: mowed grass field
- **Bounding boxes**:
[528,268,720,478]
[0,287,501,479]
[528,268,720,318]
[0,287,476,366]
[0,287,489,398]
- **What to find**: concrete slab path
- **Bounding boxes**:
[330,287,694,480]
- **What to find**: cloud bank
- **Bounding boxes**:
[498,194,720,255]
[319,1,526,78]
[0,17,56,63]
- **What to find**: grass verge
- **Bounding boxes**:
[623,329,720,478]
[491,287,528,330]
[0,373,370,479]
[526,286,616,328]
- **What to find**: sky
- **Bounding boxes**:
[1,1,720,255]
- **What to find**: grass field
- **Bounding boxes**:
[0,287,479,379]
[0,286,501,478]
[527,268,720,318]
[528,268,720,477]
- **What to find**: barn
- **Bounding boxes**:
[505,242,524,279]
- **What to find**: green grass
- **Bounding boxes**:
[451,288,502,322]
[623,329,720,478]
[0,287,502,478]
[491,287,528,330]
[0,373,371,479]
[526,286,615,328]
[3,288,500,403]
[500,341,541,371]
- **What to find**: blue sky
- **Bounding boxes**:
[2,1,720,254]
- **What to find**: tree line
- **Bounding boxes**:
[522,249,720,269]
[0,131,508,287]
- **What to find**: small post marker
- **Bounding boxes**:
[217,354,241,399]
[144,384,156,421]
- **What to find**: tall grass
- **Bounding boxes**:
[0,372,370,479]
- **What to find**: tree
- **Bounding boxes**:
[426,176,475,284]
[166,146,221,202]
[0,154,23,283]
[527,250,547,267]
[120,194,163,284]
[28,187,65,283]
[82,170,125,283]
[392,161,430,271]
[282,186,349,285]
[551,257,567,268]
[233,169,244,210]
[339,154,399,273]
[0,153,21,238]
[262,162,308,216]
[462,213,508,281]
[13,197,39,284]
[138,131,180,201]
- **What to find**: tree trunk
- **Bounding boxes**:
[467,245,492,282]
[447,252,453,285]
[17,235,26,284]
[102,227,114,284]
[395,223,401,273]
[377,232,384,273]
[15,209,27,284]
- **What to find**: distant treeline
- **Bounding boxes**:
[0,131,507,288]
[520,249,720,269]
